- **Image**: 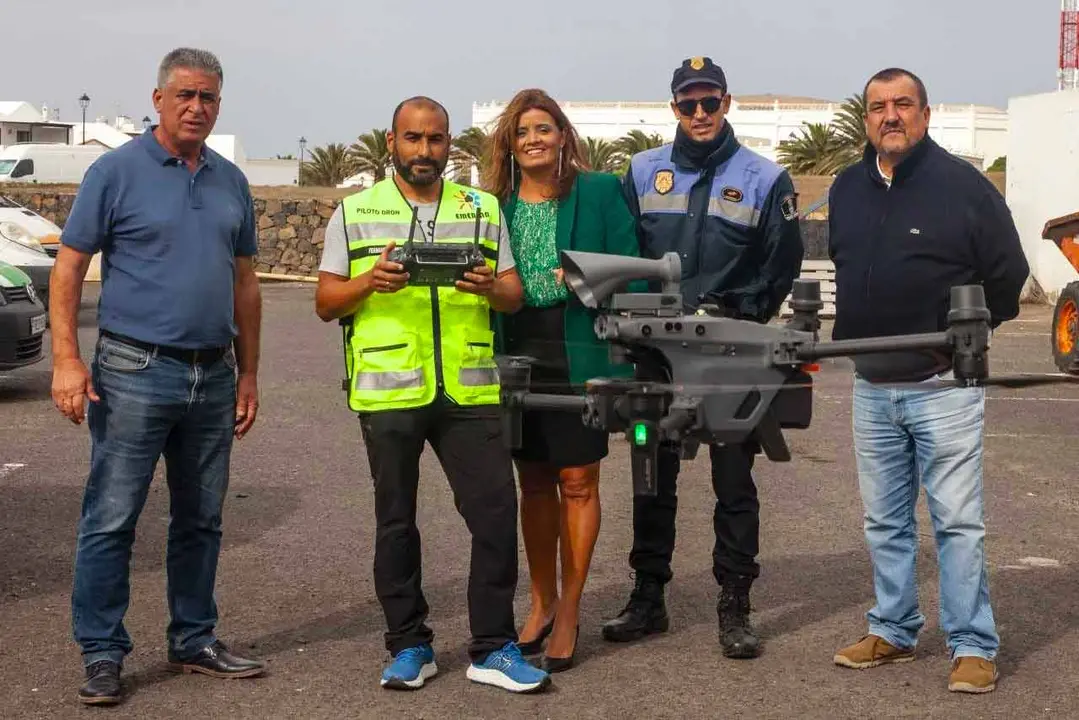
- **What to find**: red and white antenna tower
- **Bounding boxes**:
[1061,0,1079,90]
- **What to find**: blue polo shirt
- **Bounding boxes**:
[61,128,258,349]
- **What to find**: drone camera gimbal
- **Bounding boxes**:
[499,250,993,497]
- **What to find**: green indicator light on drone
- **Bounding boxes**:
[633,422,649,446]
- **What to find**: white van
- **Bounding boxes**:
[0,144,107,184]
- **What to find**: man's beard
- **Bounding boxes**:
[393,151,443,186]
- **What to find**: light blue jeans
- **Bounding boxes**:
[852,375,999,661]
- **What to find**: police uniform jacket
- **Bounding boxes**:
[621,122,804,322]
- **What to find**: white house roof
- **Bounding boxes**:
[71,122,137,148]
[0,101,50,123]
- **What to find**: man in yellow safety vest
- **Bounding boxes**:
[315,95,550,695]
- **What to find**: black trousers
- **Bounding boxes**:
[629,440,761,586]
[358,397,518,661]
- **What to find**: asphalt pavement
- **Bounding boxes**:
[2,284,1078,719]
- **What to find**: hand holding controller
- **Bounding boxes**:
[370,241,410,294]
[455,260,494,296]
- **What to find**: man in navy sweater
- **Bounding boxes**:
[828,67,1028,694]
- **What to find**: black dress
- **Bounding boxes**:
[503,303,609,468]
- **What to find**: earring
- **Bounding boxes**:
[510,154,517,191]
[557,148,563,177]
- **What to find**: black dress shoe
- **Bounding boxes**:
[79,660,121,705]
[167,640,266,678]
[540,626,579,673]
[518,616,555,656]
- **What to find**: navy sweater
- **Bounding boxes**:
[828,136,1029,382]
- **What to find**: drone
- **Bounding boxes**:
[496,250,1079,497]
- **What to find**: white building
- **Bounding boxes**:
[0,101,257,182]
[471,94,1008,170]
[0,101,72,147]
[1005,88,1079,301]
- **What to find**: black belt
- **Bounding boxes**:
[101,330,229,365]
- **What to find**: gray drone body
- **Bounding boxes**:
[499,248,996,497]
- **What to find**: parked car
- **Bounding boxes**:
[0,195,58,309]
[0,260,47,371]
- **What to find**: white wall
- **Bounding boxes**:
[246,158,298,187]
[1006,89,1079,300]
[0,123,70,148]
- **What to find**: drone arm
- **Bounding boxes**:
[795,331,950,362]
[519,393,589,412]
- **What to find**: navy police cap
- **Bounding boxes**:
[671,56,727,95]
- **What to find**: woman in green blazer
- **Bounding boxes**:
[484,88,643,674]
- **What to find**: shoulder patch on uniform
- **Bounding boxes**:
[653,169,674,195]
[721,186,743,203]
[780,193,798,221]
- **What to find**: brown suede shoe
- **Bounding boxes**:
[833,634,915,669]
[948,656,998,693]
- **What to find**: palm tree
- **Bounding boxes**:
[611,130,667,174]
[829,94,868,169]
[348,129,392,182]
[776,123,847,175]
[614,130,666,157]
[300,143,358,187]
[579,137,621,173]
[451,126,489,184]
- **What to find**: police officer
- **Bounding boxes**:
[602,58,804,659]
[315,95,551,694]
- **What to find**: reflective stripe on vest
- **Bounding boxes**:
[631,143,780,229]
[338,178,503,413]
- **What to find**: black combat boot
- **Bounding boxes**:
[718,576,761,659]
[601,574,670,642]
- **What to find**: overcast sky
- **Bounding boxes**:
[5,0,1063,158]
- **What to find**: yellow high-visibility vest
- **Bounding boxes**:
[339,177,502,412]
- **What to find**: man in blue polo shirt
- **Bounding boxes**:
[49,47,265,706]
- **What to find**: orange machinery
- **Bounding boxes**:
[1044,212,1079,373]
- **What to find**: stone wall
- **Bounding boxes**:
[0,172,1007,275]
[252,198,336,276]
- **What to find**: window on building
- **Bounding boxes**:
[16,130,31,143]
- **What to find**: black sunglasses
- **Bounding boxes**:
[675,96,723,116]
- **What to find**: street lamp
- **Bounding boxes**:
[78,93,90,144]
[298,136,306,186]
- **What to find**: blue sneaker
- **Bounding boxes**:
[380,644,437,690]
[466,642,551,694]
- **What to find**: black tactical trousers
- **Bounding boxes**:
[359,397,519,661]
[629,440,761,586]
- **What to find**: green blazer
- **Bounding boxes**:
[494,170,645,389]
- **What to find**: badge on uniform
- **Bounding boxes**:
[780,193,798,221]
[721,186,743,203]
[654,170,674,195]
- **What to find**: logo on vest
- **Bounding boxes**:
[357,207,401,216]
[654,170,674,195]
[454,188,491,219]
[780,193,798,221]
[721,186,743,203]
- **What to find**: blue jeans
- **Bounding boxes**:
[852,375,999,661]
[72,334,237,667]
